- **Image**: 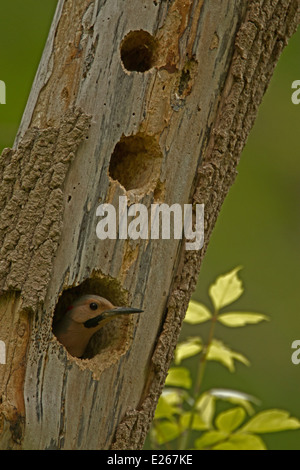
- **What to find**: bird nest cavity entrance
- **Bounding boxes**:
[52,275,138,362]
[109,133,163,193]
[120,30,158,73]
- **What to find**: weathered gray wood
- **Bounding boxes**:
[0,0,298,450]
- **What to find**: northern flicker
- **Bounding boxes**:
[53,294,143,357]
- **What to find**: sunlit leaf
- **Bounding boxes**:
[218,312,269,327]
[224,399,255,415]
[195,393,216,428]
[175,337,202,365]
[216,407,246,433]
[208,388,259,415]
[154,396,180,419]
[209,267,243,310]
[207,339,250,372]
[241,410,300,434]
[194,431,228,449]
[180,412,208,431]
[212,433,266,450]
[153,421,181,445]
[165,367,192,390]
[184,300,212,324]
[161,389,184,406]
[209,388,260,405]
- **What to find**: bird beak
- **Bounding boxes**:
[83,307,143,329]
[107,307,144,316]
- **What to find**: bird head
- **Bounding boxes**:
[53,294,143,358]
[66,294,143,329]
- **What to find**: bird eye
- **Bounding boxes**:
[89,302,98,311]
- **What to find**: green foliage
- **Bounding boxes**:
[217,312,269,327]
[208,266,243,310]
[207,339,250,372]
[175,338,202,365]
[148,267,300,450]
[166,368,192,389]
[185,301,212,324]
[241,410,300,434]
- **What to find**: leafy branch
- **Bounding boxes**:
[148,267,300,450]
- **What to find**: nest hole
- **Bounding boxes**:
[109,133,162,192]
[52,276,132,360]
[120,30,158,72]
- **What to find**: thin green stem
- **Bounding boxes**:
[178,308,219,450]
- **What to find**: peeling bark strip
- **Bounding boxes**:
[0,0,298,450]
[0,109,91,308]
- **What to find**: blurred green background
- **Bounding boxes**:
[0,1,299,450]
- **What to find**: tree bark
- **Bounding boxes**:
[0,0,298,450]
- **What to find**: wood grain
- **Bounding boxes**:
[0,0,298,449]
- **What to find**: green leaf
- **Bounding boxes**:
[184,300,212,324]
[226,399,255,416]
[161,390,184,407]
[216,407,246,433]
[212,433,266,450]
[241,410,300,434]
[165,367,192,390]
[209,388,259,415]
[154,396,180,419]
[175,337,202,365]
[180,412,208,431]
[153,421,181,445]
[207,339,250,372]
[218,312,269,327]
[195,393,216,428]
[194,431,228,449]
[209,266,243,310]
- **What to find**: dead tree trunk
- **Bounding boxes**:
[0,0,298,450]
